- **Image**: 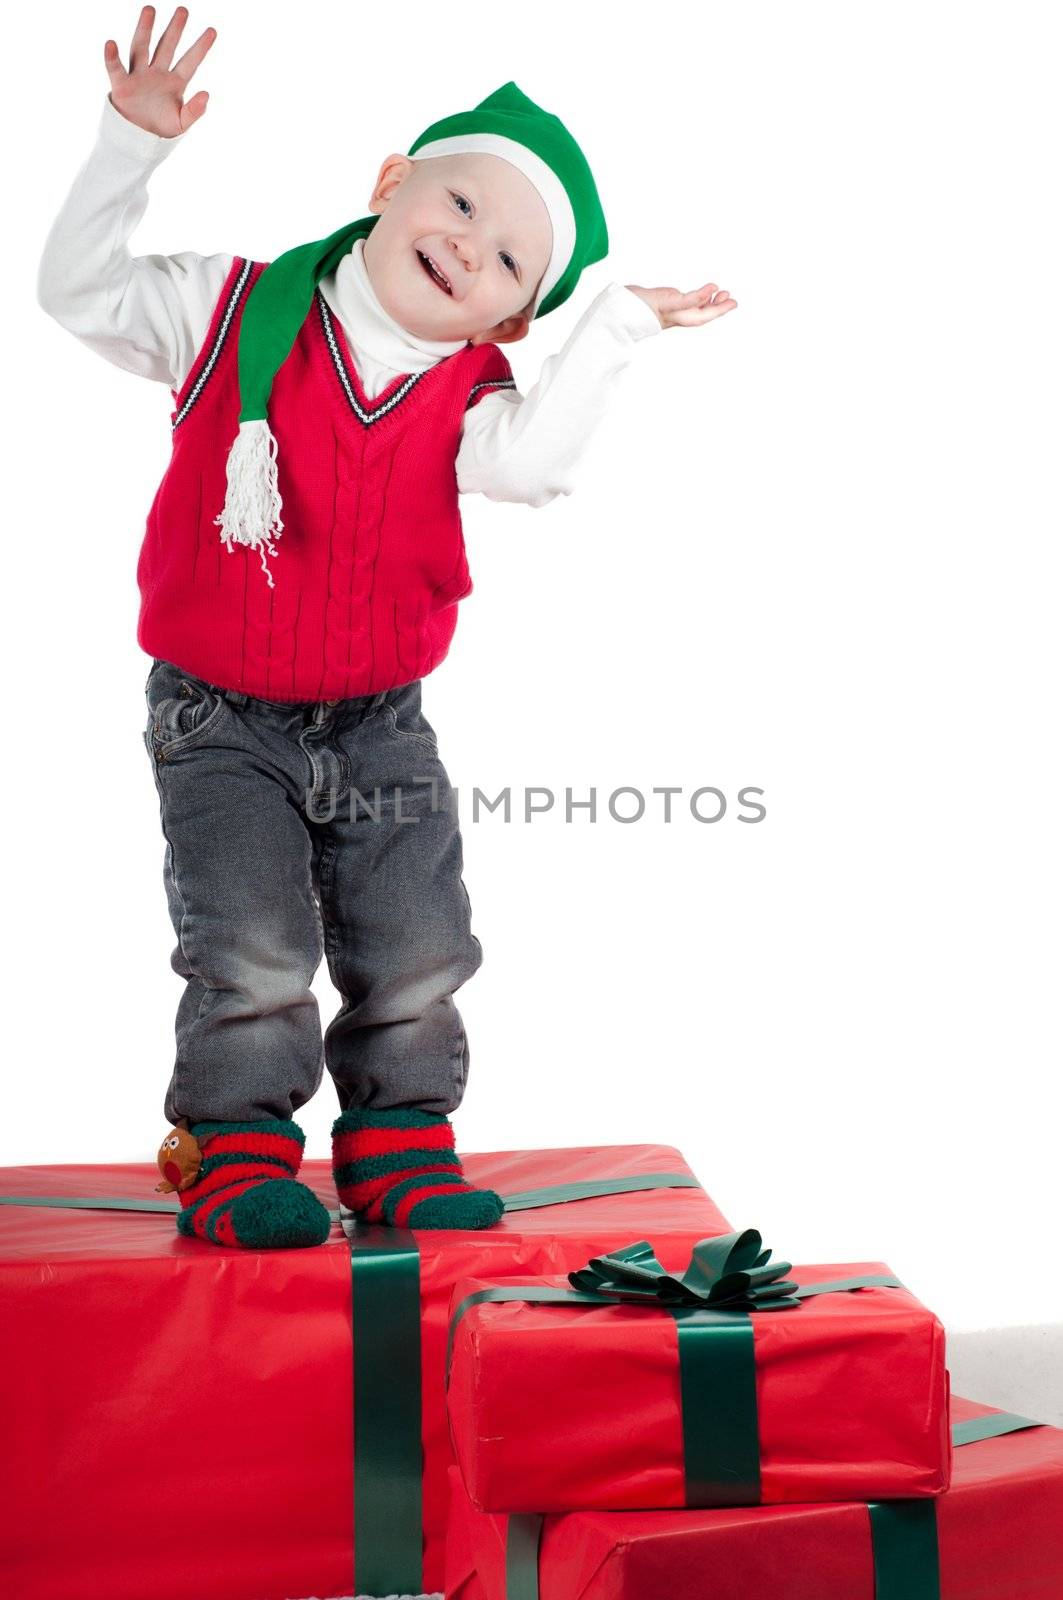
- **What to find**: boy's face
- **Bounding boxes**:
[361,151,553,346]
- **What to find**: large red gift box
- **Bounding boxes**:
[0,1143,727,1600]
[444,1397,1063,1600]
[445,1258,950,1510]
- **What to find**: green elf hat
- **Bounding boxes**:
[215,82,609,588]
[408,81,608,319]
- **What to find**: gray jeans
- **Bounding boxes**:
[143,657,482,1125]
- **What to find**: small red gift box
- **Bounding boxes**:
[444,1397,1063,1600]
[446,1249,950,1510]
[0,1143,728,1600]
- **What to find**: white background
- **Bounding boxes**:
[5,2,1061,1369]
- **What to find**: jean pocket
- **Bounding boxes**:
[146,674,225,762]
[379,684,440,756]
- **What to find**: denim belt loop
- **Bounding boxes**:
[223,687,250,708]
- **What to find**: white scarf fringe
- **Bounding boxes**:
[213,418,285,589]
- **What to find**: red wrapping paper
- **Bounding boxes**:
[446,1261,950,1510]
[0,1143,728,1600]
[444,1397,1063,1600]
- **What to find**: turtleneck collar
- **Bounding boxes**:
[322,238,468,378]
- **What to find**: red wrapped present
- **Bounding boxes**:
[444,1397,1063,1600]
[445,1233,950,1510]
[0,1143,728,1600]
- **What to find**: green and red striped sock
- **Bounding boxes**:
[331,1107,504,1230]
[176,1119,332,1248]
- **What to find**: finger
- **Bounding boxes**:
[685,291,731,316]
[179,89,209,131]
[674,300,737,326]
[668,302,726,326]
[103,39,129,85]
[669,284,718,309]
[129,5,156,73]
[172,25,218,85]
[150,4,189,71]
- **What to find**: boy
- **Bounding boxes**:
[37,5,736,1248]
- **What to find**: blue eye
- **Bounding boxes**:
[451,192,472,216]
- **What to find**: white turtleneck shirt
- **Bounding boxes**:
[36,96,664,509]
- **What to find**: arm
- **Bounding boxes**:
[455,282,662,508]
[37,8,227,388]
[36,95,232,388]
[457,277,738,508]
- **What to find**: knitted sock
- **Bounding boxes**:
[331,1107,505,1230]
[176,1119,332,1248]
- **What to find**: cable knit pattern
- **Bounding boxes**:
[135,256,515,702]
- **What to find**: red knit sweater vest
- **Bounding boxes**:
[136,256,516,701]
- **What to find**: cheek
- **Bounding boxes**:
[402,193,450,234]
[376,198,425,247]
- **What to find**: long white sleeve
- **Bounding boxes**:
[455,281,663,507]
[36,95,232,388]
[36,92,664,489]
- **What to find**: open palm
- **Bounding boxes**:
[104,4,217,138]
[628,282,738,331]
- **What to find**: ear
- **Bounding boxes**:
[469,311,532,348]
[368,152,416,214]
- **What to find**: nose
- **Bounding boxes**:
[446,233,479,273]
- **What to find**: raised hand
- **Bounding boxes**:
[626,282,738,331]
[104,5,217,137]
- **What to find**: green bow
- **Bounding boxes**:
[569,1229,801,1311]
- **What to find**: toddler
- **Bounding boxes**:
[37,4,736,1248]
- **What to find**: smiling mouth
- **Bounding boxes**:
[416,249,453,295]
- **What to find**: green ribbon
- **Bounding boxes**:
[505,1413,1047,1599]
[343,1217,424,1599]
[501,1174,700,1212]
[448,1231,902,1508]
[341,1175,698,1594]
[950,1410,1040,1446]
[868,1501,940,1600]
[0,1173,700,1221]
[569,1229,802,1309]
[1,1168,701,1595]
[869,1413,1044,1600]
[505,1512,545,1600]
